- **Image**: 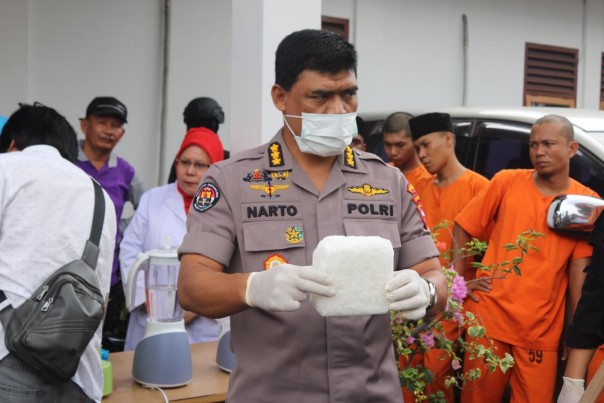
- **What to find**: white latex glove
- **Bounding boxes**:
[557,377,584,403]
[245,263,336,312]
[385,269,430,320]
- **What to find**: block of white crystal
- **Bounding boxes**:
[310,235,393,316]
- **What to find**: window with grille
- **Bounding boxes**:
[524,43,578,108]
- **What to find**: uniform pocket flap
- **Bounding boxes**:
[343,219,401,248]
[243,221,305,252]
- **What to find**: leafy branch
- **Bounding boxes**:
[391,225,543,401]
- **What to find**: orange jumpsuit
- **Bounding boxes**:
[587,347,604,402]
[455,169,598,403]
[400,169,488,402]
[403,163,433,199]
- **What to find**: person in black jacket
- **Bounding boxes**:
[558,214,604,402]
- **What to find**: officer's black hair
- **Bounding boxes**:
[0,102,78,163]
[275,29,357,91]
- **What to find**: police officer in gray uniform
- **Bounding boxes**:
[178,29,447,403]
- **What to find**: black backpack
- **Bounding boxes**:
[0,178,106,383]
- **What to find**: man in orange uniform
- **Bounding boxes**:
[453,115,598,402]
[411,112,489,271]
[382,112,432,197]
[398,112,489,402]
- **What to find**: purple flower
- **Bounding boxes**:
[452,359,461,370]
[420,332,435,349]
[452,311,464,325]
[405,336,415,344]
[451,275,468,303]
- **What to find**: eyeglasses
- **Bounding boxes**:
[176,158,211,171]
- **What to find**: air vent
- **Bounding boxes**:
[524,43,577,107]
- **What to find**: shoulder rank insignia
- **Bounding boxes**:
[344,146,356,169]
[406,183,428,228]
[249,183,289,198]
[269,142,285,167]
[243,169,271,183]
[193,182,220,213]
[347,184,390,197]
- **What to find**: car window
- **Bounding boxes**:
[473,122,532,179]
[571,149,604,197]
[452,120,474,170]
[360,118,389,161]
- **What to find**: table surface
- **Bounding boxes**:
[103,341,230,403]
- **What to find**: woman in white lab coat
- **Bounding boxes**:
[120,127,225,351]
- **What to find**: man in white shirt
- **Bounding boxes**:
[0,103,116,402]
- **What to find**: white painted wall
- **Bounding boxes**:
[1,0,603,188]
[230,0,321,155]
[340,0,604,113]
[0,0,163,190]
[165,0,232,182]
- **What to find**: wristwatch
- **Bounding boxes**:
[423,278,438,309]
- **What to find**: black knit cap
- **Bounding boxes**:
[408,112,453,140]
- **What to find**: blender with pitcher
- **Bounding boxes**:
[125,242,192,387]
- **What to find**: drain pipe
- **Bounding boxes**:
[579,0,587,108]
[462,14,469,106]
[158,0,171,185]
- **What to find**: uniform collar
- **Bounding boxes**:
[337,146,367,174]
[260,129,367,174]
[260,130,293,172]
[77,139,118,168]
[21,144,62,158]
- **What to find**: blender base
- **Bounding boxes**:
[132,326,192,388]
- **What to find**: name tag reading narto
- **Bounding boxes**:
[310,235,393,316]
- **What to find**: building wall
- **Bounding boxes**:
[334,0,604,112]
[0,0,163,189]
[1,0,603,187]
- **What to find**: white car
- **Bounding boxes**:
[358,106,604,196]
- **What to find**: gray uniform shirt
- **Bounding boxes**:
[180,130,438,403]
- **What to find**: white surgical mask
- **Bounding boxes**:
[283,112,358,157]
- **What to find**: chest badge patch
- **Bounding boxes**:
[347,184,390,197]
[285,227,303,244]
[269,142,285,167]
[406,183,428,228]
[193,183,220,213]
[264,254,288,270]
[249,183,289,199]
[243,169,271,183]
[271,170,290,180]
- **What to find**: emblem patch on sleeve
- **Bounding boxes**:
[406,183,428,228]
[193,182,220,213]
